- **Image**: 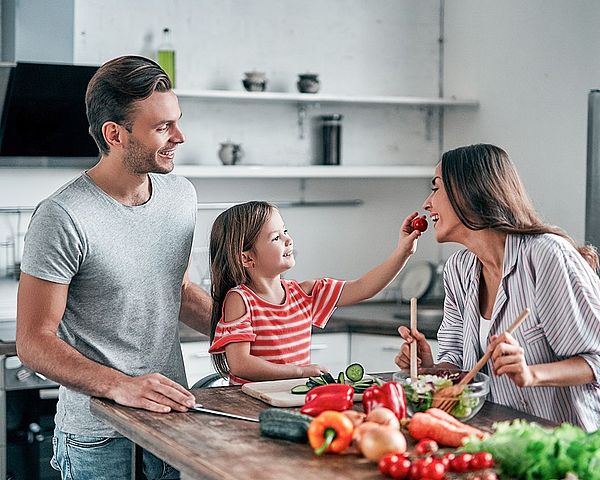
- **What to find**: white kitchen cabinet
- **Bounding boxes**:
[181,333,349,387]
[309,333,349,376]
[349,333,439,374]
[180,341,220,388]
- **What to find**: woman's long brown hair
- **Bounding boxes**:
[441,144,598,271]
[208,201,276,378]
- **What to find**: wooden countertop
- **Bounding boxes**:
[90,373,557,480]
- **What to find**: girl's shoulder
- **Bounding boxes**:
[222,289,249,323]
[282,278,316,296]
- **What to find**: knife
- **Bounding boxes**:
[190,404,259,423]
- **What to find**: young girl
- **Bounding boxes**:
[208,201,422,384]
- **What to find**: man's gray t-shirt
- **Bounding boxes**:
[20,172,197,436]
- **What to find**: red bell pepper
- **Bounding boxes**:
[362,381,407,420]
[300,384,355,417]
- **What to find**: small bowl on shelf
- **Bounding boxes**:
[242,71,267,92]
[392,367,490,421]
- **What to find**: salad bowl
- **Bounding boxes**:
[393,368,490,421]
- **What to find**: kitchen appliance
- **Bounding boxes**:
[0,62,99,166]
[586,90,600,251]
[394,260,444,331]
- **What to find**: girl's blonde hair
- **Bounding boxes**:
[208,201,276,378]
[441,144,599,270]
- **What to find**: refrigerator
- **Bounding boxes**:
[586,90,600,249]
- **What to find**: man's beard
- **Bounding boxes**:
[123,136,174,175]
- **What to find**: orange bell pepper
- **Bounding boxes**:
[307,410,354,456]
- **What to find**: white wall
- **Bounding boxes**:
[443,0,600,242]
[1,0,445,288]
[1,0,598,287]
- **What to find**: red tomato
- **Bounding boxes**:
[414,439,438,456]
[379,453,401,476]
[388,456,412,480]
[449,452,473,473]
[411,216,428,232]
[409,457,432,479]
[419,459,446,480]
[470,451,495,470]
[436,453,453,469]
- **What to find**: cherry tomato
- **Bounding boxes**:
[409,457,432,479]
[388,456,412,480]
[419,458,446,480]
[379,453,401,476]
[449,452,473,473]
[414,439,438,456]
[411,216,428,232]
[470,451,494,470]
[436,452,453,469]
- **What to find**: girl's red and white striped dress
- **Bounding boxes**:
[209,278,345,384]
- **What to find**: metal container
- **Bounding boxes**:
[320,114,342,165]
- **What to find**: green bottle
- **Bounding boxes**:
[158,27,176,87]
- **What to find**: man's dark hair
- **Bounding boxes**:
[85,55,171,155]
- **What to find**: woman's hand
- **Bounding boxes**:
[489,333,535,387]
[395,326,435,369]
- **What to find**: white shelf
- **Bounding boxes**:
[173,165,434,179]
[174,89,479,108]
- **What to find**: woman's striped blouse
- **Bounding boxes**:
[438,233,600,431]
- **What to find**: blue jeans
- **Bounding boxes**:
[51,428,180,480]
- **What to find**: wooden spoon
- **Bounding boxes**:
[432,307,530,411]
[410,297,418,381]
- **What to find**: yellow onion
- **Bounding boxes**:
[358,425,407,462]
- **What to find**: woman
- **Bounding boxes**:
[396,144,600,431]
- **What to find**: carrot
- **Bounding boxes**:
[407,412,471,447]
[425,408,485,439]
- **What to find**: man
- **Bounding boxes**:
[16,56,212,479]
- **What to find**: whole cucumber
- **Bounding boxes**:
[259,408,312,443]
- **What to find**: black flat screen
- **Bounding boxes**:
[0,62,99,157]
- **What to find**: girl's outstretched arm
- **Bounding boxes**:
[337,212,421,306]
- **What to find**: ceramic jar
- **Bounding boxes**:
[242,71,267,92]
[297,73,320,94]
[218,141,243,165]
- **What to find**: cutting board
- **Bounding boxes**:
[241,377,366,408]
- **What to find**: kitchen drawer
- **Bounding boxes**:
[349,333,439,374]
[180,341,219,388]
[309,333,349,376]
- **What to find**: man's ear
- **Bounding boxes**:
[102,121,125,150]
[241,251,255,268]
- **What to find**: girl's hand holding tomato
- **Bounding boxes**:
[410,215,428,232]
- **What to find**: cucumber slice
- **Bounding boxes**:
[345,363,365,382]
[308,376,326,385]
[337,371,345,384]
[321,372,336,384]
[291,384,312,395]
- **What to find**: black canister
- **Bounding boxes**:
[321,114,342,165]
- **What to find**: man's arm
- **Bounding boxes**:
[16,273,195,412]
[179,268,212,336]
